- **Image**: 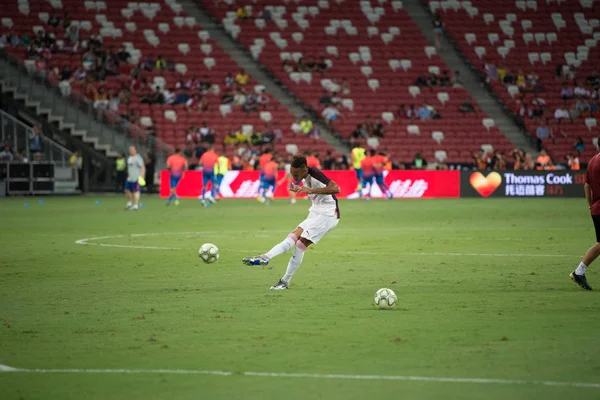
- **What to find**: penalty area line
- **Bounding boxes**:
[0,364,599,389]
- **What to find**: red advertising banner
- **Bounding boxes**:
[159,170,460,199]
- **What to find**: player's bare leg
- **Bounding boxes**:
[570,242,600,290]
[125,190,132,210]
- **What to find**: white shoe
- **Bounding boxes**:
[270,279,289,290]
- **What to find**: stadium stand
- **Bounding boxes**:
[429,0,600,162]
[0,0,335,163]
[203,0,516,164]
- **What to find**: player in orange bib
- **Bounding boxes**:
[259,159,279,205]
[166,148,188,206]
[199,145,220,206]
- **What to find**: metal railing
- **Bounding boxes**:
[0,109,73,167]
[0,50,172,168]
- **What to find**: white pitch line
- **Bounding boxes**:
[0,364,598,389]
[75,232,579,258]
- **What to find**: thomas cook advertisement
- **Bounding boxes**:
[460,171,586,198]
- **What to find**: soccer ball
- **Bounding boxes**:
[374,288,397,309]
[198,243,219,264]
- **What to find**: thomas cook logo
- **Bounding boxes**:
[469,172,502,197]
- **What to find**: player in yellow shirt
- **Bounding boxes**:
[351,142,367,192]
[214,154,230,199]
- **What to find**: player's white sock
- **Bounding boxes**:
[575,262,587,275]
[265,233,297,260]
[283,241,306,283]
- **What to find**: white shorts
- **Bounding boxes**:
[297,212,339,244]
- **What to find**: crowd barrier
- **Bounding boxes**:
[159,170,585,199]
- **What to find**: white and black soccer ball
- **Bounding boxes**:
[374,288,397,309]
[198,243,219,264]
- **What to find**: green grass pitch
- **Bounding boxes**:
[1,196,600,400]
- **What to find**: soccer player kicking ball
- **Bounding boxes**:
[570,149,600,290]
[242,155,340,290]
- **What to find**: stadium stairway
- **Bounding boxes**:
[178,0,348,154]
[0,57,154,161]
[406,0,536,154]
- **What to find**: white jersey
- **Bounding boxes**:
[284,163,291,175]
[302,167,340,218]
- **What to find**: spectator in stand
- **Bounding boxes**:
[561,82,574,100]
[340,78,351,95]
[587,71,599,91]
[221,90,234,105]
[406,104,416,120]
[536,149,552,170]
[256,89,270,109]
[527,70,540,90]
[321,104,342,126]
[155,55,166,70]
[417,102,432,120]
[535,119,552,151]
[175,88,190,105]
[319,90,332,106]
[554,104,570,123]
[415,73,428,88]
[484,61,498,82]
[516,69,526,88]
[490,151,507,171]
[272,122,283,142]
[574,80,590,98]
[224,72,235,89]
[432,14,443,50]
[576,98,591,117]
[459,97,476,116]
[236,6,249,19]
[519,103,533,119]
[291,119,302,135]
[412,152,427,169]
[574,137,585,154]
[48,13,60,28]
[199,122,214,140]
[29,125,44,153]
[502,67,515,85]
[163,87,176,105]
[141,54,155,71]
[303,56,318,73]
[451,70,463,88]
[62,12,72,29]
[474,150,488,170]
[92,86,108,118]
[372,117,385,138]
[224,130,239,145]
[282,59,295,73]
[242,95,259,113]
[427,72,439,88]
[350,124,366,146]
[233,88,247,106]
[439,70,451,87]
[235,69,250,86]
[199,75,211,92]
[107,90,120,113]
[396,104,406,118]
[0,143,13,161]
[567,153,580,170]
[116,46,130,62]
[165,57,175,72]
[300,116,313,137]
[316,57,329,73]
[497,63,507,82]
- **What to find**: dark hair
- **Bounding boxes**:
[291,155,307,168]
[369,149,377,156]
[175,148,181,153]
